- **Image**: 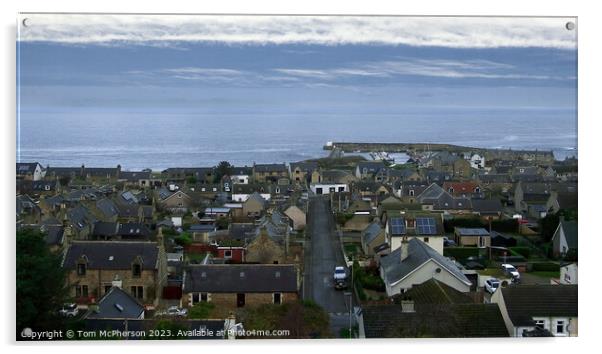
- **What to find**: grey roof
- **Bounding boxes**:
[455,228,490,237]
[43,225,64,246]
[321,169,353,183]
[16,162,41,174]
[92,221,119,237]
[230,166,253,175]
[362,222,383,246]
[16,194,40,215]
[120,190,139,204]
[96,198,119,218]
[501,285,578,326]
[32,180,57,191]
[380,238,470,286]
[471,199,503,214]
[63,241,159,270]
[362,303,508,338]
[68,205,97,231]
[290,161,318,172]
[357,161,386,174]
[117,204,140,218]
[118,222,151,238]
[85,287,144,319]
[254,163,287,173]
[162,167,214,177]
[245,192,267,206]
[183,264,298,293]
[559,220,578,249]
[119,171,151,181]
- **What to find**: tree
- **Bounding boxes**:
[213,161,232,183]
[16,228,69,334]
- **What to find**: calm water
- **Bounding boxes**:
[17,109,578,171]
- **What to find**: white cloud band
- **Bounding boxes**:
[18,14,576,49]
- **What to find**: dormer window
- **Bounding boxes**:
[409,190,414,196]
[132,263,142,277]
[406,219,415,228]
[475,187,480,193]
[448,188,454,193]
[77,262,86,276]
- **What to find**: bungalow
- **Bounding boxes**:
[360,279,507,338]
[379,238,472,296]
[454,227,491,248]
[231,184,271,202]
[416,183,472,214]
[471,199,504,220]
[157,188,193,212]
[181,264,298,309]
[491,284,578,337]
[310,183,348,195]
[551,219,578,258]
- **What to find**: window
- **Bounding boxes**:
[409,190,414,196]
[192,293,200,304]
[104,285,112,294]
[132,264,142,277]
[77,263,86,276]
[177,193,182,198]
[130,286,143,300]
[201,293,208,302]
[224,250,232,258]
[556,320,565,334]
[75,285,88,298]
[535,320,545,329]
[273,293,282,304]
[424,237,429,243]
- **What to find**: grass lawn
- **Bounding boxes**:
[529,271,560,278]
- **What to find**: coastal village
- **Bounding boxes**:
[16,143,578,339]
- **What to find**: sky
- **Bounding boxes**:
[16,14,577,152]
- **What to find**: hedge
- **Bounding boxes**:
[509,247,531,259]
[531,262,560,272]
[444,218,518,233]
[443,247,480,260]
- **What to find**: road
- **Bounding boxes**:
[303,196,353,336]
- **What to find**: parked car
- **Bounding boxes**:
[334,278,348,290]
[58,303,79,317]
[157,306,188,317]
[501,263,521,282]
[333,266,347,281]
[484,278,501,294]
[443,237,456,247]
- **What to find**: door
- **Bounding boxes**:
[316,187,323,194]
[237,293,245,307]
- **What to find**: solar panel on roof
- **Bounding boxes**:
[416,217,437,235]
[390,218,406,235]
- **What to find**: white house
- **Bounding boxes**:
[310,183,348,195]
[490,284,578,337]
[16,162,46,181]
[379,238,471,296]
[231,192,271,202]
[385,215,444,255]
[469,153,485,169]
[560,263,578,285]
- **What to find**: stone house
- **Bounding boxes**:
[253,163,288,183]
[245,228,286,264]
[242,192,267,219]
[156,188,193,212]
[62,239,166,307]
[289,161,318,184]
[181,264,298,309]
[283,205,306,231]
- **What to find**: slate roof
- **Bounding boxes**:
[92,221,119,237]
[183,264,298,293]
[401,278,474,305]
[380,238,470,287]
[455,228,490,237]
[254,163,287,173]
[43,225,64,246]
[357,161,386,174]
[230,166,253,175]
[85,286,144,319]
[119,171,151,181]
[362,222,383,246]
[118,222,151,238]
[96,198,119,219]
[362,303,508,338]
[63,241,159,270]
[290,161,318,172]
[559,220,578,249]
[501,285,578,326]
[16,162,41,174]
[16,194,40,215]
[68,205,97,231]
[471,199,503,214]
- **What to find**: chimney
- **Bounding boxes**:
[401,297,415,313]
[400,236,409,262]
[111,274,122,288]
[80,164,85,177]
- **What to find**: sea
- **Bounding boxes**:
[16,110,578,171]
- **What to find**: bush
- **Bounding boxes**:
[531,262,560,272]
[175,232,192,246]
[188,302,215,319]
[443,247,480,260]
[509,247,531,259]
[491,219,519,233]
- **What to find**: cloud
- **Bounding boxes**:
[18,14,577,49]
